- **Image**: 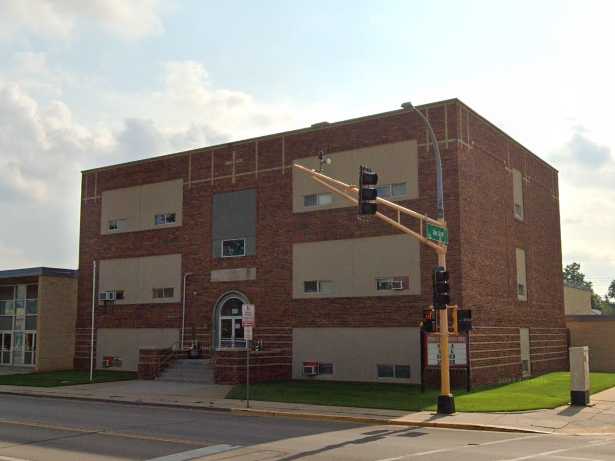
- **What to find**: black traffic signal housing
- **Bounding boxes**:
[422,308,436,332]
[432,266,450,309]
[458,309,472,332]
[358,165,378,215]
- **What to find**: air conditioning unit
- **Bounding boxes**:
[303,361,318,376]
[98,291,116,302]
[391,280,404,290]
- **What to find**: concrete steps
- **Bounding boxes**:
[158,359,214,384]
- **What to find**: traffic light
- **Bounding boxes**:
[422,308,436,332]
[432,266,450,309]
[459,309,472,332]
[358,165,378,215]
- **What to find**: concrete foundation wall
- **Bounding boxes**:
[96,328,179,371]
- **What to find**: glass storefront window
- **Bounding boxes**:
[0,300,14,316]
[26,300,37,315]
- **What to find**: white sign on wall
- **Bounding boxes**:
[244,326,253,341]
[427,335,467,366]
[242,304,255,327]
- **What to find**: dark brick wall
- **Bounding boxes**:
[75,99,566,385]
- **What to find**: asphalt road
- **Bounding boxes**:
[0,394,613,460]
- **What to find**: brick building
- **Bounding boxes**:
[0,267,78,372]
[75,98,567,387]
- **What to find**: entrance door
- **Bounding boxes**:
[24,332,36,365]
[218,296,245,349]
[0,332,11,365]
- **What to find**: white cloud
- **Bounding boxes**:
[0,0,169,41]
[0,57,311,270]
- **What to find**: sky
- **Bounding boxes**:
[0,0,613,295]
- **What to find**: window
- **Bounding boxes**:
[303,280,334,294]
[376,182,407,199]
[115,290,124,300]
[378,364,411,379]
[154,213,176,225]
[222,238,246,258]
[108,218,127,232]
[318,363,334,375]
[376,277,406,291]
[304,193,333,207]
[153,288,174,299]
[512,169,524,221]
[395,365,411,379]
[377,364,395,378]
[516,248,528,301]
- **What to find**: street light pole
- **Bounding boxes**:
[402,101,454,414]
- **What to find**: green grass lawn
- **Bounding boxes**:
[0,370,137,387]
[227,372,615,412]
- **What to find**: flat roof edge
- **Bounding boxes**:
[0,267,78,280]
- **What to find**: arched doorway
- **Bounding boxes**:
[213,292,248,349]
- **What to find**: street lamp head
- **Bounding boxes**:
[401,101,415,111]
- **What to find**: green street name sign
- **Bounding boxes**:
[426,223,449,245]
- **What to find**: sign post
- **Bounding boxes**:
[242,304,255,408]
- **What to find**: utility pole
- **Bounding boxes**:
[294,100,455,414]
[402,101,454,414]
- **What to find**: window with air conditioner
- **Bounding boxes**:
[108,218,127,232]
[376,277,406,291]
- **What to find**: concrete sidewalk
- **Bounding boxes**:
[1,380,614,436]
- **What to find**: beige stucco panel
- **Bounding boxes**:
[139,179,183,230]
[293,239,354,297]
[292,327,421,383]
[99,254,181,304]
[36,276,77,372]
[564,286,592,315]
[96,328,179,371]
[100,179,183,235]
[100,186,140,234]
[293,234,420,298]
[293,140,419,213]
[140,254,182,304]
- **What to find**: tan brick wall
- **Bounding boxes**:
[564,286,592,315]
[37,275,78,371]
[568,317,615,372]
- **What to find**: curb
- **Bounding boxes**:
[0,389,547,434]
[231,408,549,434]
[0,389,233,413]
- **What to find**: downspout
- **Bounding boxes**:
[181,273,193,349]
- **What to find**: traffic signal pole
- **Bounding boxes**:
[437,248,454,413]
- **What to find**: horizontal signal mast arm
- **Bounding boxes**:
[293,163,445,254]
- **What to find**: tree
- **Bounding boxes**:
[563,262,593,290]
[608,280,615,301]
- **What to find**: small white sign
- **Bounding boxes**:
[427,335,467,366]
[244,326,253,341]
[242,303,255,327]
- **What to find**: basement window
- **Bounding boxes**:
[154,213,176,225]
[304,193,333,208]
[222,238,246,258]
[318,363,334,375]
[377,364,411,379]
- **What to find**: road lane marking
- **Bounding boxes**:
[377,434,544,460]
[551,456,606,461]
[146,444,241,460]
[0,456,32,461]
[497,439,615,461]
